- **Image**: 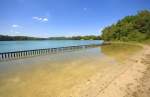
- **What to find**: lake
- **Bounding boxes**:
[0,42,142,97]
[0,40,103,53]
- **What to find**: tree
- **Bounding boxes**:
[101,10,150,42]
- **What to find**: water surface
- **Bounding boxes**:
[0,40,102,53]
[0,43,142,97]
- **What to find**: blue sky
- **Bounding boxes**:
[0,0,150,37]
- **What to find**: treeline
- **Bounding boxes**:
[101,10,150,42]
[0,35,46,41]
[0,35,101,41]
[48,35,101,40]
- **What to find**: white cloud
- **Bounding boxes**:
[32,17,48,22]
[43,18,48,22]
[33,17,42,21]
[12,24,20,28]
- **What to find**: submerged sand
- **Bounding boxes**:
[0,43,149,97]
[97,43,150,97]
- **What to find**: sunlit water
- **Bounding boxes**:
[0,43,142,97]
[0,40,103,53]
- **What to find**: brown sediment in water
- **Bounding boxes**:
[0,43,148,97]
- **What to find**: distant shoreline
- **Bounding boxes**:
[0,35,101,41]
[0,40,102,41]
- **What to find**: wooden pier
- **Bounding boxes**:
[0,43,104,61]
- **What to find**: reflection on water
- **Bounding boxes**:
[0,44,142,97]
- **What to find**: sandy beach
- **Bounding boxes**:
[0,43,149,97]
[59,43,150,97]
[96,43,150,97]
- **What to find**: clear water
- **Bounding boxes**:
[0,40,103,53]
[0,43,142,97]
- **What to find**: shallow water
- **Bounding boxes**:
[0,43,142,97]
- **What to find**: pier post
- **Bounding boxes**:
[0,44,101,61]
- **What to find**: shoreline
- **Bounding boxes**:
[96,43,150,97]
[0,42,149,97]
[57,42,148,97]
[61,42,150,97]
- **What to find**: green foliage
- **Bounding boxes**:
[101,10,150,42]
[0,35,46,41]
[48,35,101,40]
[0,35,101,41]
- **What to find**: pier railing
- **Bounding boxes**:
[0,43,106,61]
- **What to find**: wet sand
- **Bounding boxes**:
[95,43,150,97]
[0,43,148,97]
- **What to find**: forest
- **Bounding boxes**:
[101,10,150,42]
[0,35,101,41]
